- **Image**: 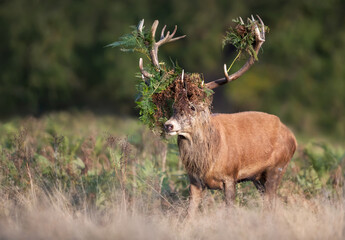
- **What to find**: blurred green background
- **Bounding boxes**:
[0,0,344,140]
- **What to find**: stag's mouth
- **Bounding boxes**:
[167,131,191,141]
[165,127,191,141]
[165,127,182,136]
[167,131,178,136]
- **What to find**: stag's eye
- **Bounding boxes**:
[190,106,196,111]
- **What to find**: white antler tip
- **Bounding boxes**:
[138,19,144,32]
[224,64,230,80]
[181,69,184,83]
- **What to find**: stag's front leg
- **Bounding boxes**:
[224,178,236,207]
[187,176,203,217]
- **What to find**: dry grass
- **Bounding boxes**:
[0,188,344,240]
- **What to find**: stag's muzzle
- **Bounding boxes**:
[164,119,180,136]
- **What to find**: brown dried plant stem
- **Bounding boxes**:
[116,140,130,214]
[113,163,127,213]
[159,143,168,193]
[26,161,35,198]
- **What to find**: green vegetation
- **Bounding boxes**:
[0,113,343,209]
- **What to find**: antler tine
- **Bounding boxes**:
[205,15,266,90]
[151,20,159,41]
[160,25,167,39]
[139,58,153,85]
[256,15,265,40]
[170,34,186,42]
[149,21,185,69]
[252,15,265,42]
[168,25,178,40]
[138,19,144,33]
[181,69,184,84]
[169,25,187,42]
[223,64,230,81]
[157,30,171,46]
[156,26,176,47]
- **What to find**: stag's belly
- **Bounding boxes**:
[236,162,271,181]
[203,177,224,190]
[203,174,258,190]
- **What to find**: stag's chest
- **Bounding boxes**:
[178,135,223,185]
[178,136,210,176]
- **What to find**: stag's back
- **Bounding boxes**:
[211,111,297,181]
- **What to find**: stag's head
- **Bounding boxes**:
[163,73,212,138]
[164,102,210,137]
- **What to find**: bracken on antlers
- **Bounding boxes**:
[205,15,266,90]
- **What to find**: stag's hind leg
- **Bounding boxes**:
[262,165,288,210]
[253,172,267,195]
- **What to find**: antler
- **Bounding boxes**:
[150,20,186,69]
[138,19,186,84]
[205,15,266,90]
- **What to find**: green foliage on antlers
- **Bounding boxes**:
[222,17,269,63]
[106,23,151,57]
[107,21,183,130]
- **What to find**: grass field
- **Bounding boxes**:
[0,112,344,239]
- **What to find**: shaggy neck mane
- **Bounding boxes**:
[177,111,220,179]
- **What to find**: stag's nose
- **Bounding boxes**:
[164,123,174,132]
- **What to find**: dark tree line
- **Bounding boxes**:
[0,0,344,139]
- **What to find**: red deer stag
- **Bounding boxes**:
[139,16,297,216]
